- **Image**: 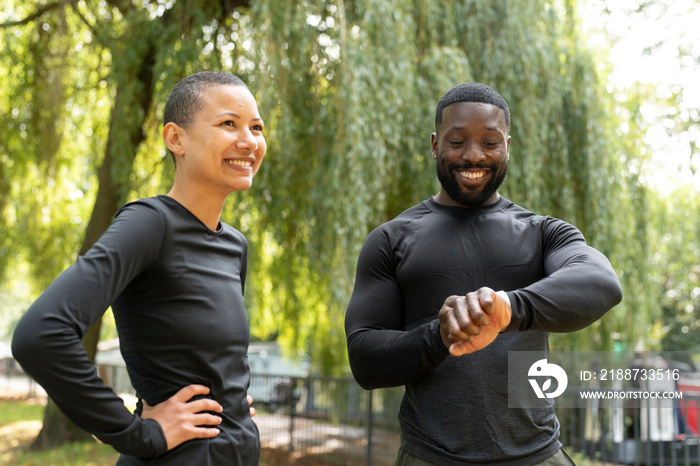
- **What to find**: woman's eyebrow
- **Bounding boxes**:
[216,111,241,118]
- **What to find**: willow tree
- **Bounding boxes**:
[242,0,653,366]
[2,0,653,449]
[1,0,252,448]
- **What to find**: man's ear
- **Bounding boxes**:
[163,122,186,157]
[431,132,438,159]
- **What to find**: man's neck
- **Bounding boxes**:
[433,191,501,208]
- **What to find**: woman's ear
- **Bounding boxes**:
[163,122,186,157]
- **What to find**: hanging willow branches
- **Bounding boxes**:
[2,0,655,381]
[239,0,654,368]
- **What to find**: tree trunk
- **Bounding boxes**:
[31,25,157,451]
[29,0,251,450]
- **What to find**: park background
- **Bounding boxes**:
[1,0,699,463]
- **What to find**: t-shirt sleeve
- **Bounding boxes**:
[11,201,168,458]
[505,218,623,333]
[345,227,449,390]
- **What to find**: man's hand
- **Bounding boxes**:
[439,288,511,356]
[141,384,223,451]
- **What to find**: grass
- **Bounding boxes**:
[0,398,340,465]
[0,398,599,465]
[5,441,121,466]
[0,398,120,465]
[0,398,44,425]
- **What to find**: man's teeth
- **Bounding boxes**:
[226,160,252,167]
[458,170,486,179]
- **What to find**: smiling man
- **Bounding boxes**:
[345,83,623,465]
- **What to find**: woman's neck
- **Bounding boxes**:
[166,184,226,231]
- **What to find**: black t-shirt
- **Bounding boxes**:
[345,196,622,465]
[13,196,259,464]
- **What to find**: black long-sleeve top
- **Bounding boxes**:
[345,196,622,465]
[12,196,259,464]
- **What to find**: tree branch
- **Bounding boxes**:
[0,2,62,28]
[69,4,100,38]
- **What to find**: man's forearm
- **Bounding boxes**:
[347,320,449,389]
[506,248,622,333]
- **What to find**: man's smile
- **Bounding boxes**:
[457,170,487,180]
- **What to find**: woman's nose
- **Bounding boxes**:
[236,128,257,151]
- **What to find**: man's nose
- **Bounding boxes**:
[461,141,485,163]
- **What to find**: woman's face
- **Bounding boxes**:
[174,84,266,197]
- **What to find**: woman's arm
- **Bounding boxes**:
[12,201,169,458]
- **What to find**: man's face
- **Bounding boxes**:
[431,102,510,207]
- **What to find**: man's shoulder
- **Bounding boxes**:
[499,198,535,215]
[501,199,584,240]
[394,200,433,221]
[500,199,555,223]
[362,200,431,246]
[375,200,432,231]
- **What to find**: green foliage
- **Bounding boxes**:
[1,0,694,376]
[653,185,700,352]
[242,0,655,366]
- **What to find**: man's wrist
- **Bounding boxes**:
[495,290,512,333]
[495,290,510,308]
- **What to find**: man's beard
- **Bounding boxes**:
[436,160,508,207]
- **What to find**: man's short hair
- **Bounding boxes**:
[435,82,510,133]
[163,71,247,164]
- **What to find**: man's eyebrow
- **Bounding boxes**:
[484,126,503,132]
[445,125,503,133]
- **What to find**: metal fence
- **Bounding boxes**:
[250,374,700,466]
[558,386,700,466]
[249,373,402,465]
[4,360,700,465]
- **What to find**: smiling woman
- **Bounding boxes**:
[163,78,266,231]
[12,71,267,465]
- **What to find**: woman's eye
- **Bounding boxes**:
[222,120,234,127]
[252,125,264,132]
